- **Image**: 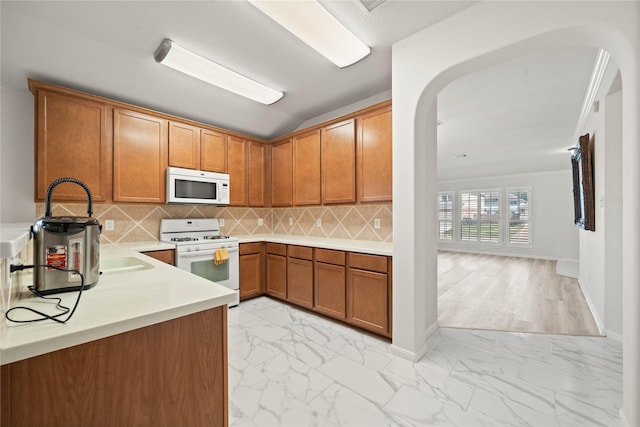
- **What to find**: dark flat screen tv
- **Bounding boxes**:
[571,133,595,231]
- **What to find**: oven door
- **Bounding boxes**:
[176,247,239,307]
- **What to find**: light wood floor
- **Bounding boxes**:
[438,251,601,336]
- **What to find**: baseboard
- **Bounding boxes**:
[577,278,605,335]
[619,408,630,427]
[390,321,438,362]
[555,259,579,278]
[437,247,556,261]
[603,328,623,343]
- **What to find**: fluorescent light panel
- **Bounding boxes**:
[248,0,370,68]
[154,39,283,105]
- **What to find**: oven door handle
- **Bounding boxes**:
[177,247,239,259]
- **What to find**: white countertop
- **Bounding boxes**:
[0,222,32,258]
[234,234,393,256]
[0,242,235,365]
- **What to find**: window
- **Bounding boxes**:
[459,190,501,243]
[437,192,454,240]
[508,189,530,245]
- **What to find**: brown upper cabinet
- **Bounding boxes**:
[168,121,199,170]
[270,139,293,207]
[169,122,229,173]
[34,89,112,202]
[248,141,266,207]
[357,105,392,203]
[227,136,247,206]
[113,108,168,203]
[293,130,321,206]
[321,119,356,204]
[200,129,227,173]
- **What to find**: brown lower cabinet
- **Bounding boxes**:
[265,243,287,300]
[239,242,392,337]
[0,307,228,427]
[287,245,314,309]
[141,249,175,265]
[239,243,264,300]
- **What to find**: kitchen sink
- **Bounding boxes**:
[100,256,154,274]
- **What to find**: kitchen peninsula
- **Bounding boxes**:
[1,242,234,427]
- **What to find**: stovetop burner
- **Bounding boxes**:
[160,218,238,246]
[170,237,199,242]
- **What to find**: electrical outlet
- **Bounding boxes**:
[316,218,322,227]
[374,218,381,229]
[219,218,225,227]
[105,220,115,231]
[258,218,264,226]
[288,218,293,226]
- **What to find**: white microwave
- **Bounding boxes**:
[166,167,230,205]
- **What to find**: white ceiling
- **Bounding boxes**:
[1,1,597,181]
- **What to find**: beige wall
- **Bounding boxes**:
[36,203,393,244]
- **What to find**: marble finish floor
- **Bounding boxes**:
[228,297,622,426]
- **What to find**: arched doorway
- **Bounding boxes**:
[390,2,639,425]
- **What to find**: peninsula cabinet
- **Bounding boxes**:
[265,243,287,300]
[239,243,264,300]
[0,307,228,427]
[286,245,314,309]
[227,136,247,206]
[347,253,391,336]
[271,139,293,206]
[357,105,392,203]
[321,119,356,204]
[113,108,168,203]
[314,249,347,320]
[293,130,321,205]
[34,89,112,202]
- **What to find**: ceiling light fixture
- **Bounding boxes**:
[247,0,370,68]
[154,39,284,105]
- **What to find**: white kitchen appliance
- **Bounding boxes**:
[166,167,230,205]
[160,218,239,307]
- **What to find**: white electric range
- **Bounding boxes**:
[160,218,239,307]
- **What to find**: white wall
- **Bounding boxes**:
[604,89,623,339]
[0,87,36,224]
[392,2,639,425]
[438,170,578,261]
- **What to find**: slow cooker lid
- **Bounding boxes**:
[38,216,100,226]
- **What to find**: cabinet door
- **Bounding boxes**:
[347,268,389,336]
[248,142,266,207]
[240,253,263,300]
[322,119,356,204]
[266,254,287,300]
[36,90,112,202]
[168,121,199,169]
[227,136,247,206]
[113,108,168,203]
[314,262,346,319]
[293,130,321,205]
[271,140,293,206]
[357,106,392,202]
[287,257,313,309]
[200,129,227,173]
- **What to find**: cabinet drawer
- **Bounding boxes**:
[315,248,345,266]
[240,242,263,255]
[349,253,388,273]
[288,245,313,260]
[266,243,287,256]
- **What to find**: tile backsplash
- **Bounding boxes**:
[35,203,393,244]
